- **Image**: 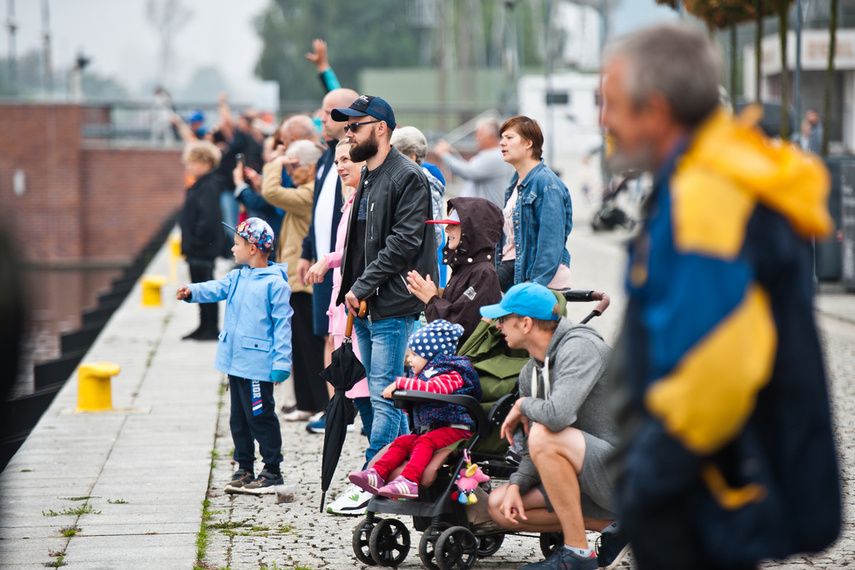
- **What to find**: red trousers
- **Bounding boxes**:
[372,427,471,484]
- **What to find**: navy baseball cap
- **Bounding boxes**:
[480,283,560,321]
[331,95,397,130]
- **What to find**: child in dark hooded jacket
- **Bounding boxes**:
[348,319,480,499]
[406,197,504,346]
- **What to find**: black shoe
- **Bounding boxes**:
[182,328,203,340]
[242,470,283,494]
[193,329,220,341]
[520,546,598,570]
[596,531,630,570]
[224,469,254,494]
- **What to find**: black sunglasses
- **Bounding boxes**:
[496,314,520,324]
[344,120,381,134]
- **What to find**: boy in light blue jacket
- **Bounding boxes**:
[177,217,292,494]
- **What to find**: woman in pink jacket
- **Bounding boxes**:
[306,139,373,516]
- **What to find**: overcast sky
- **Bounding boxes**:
[2,0,676,105]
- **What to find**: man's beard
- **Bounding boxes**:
[350,129,379,163]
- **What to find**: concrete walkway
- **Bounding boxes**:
[1,223,855,569]
[0,234,222,568]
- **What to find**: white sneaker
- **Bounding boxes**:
[308,410,325,422]
[326,485,372,516]
[281,409,313,422]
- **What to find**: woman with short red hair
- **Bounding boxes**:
[496,116,574,292]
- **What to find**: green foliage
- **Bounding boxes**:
[253,0,547,104]
[253,0,410,102]
[59,526,80,537]
[42,505,101,517]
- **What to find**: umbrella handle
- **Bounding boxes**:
[345,312,355,338]
[344,301,368,338]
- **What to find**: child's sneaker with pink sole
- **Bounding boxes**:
[377,475,419,499]
[348,467,385,494]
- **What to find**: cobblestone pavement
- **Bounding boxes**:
[200,316,855,570]
[199,217,855,570]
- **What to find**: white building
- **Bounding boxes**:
[518,71,602,159]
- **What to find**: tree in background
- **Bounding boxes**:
[146,0,192,91]
[253,0,549,105]
[656,1,798,140]
[683,0,756,107]
[823,0,838,156]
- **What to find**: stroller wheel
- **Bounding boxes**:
[435,526,478,570]
[539,531,564,559]
[418,526,443,570]
[476,532,504,558]
[369,518,411,567]
[352,517,380,565]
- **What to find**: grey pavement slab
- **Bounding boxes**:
[0,234,221,568]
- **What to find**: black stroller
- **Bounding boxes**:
[351,290,610,570]
[591,174,638,232]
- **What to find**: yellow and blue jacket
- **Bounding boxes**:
[617,107,840,564]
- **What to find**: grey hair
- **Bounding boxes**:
[604,22,721,128]
[476,117,501,140]
[390,126,428,164]
[284,139,323,166]
[283,114,319,143]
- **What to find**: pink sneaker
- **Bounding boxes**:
[348,468,385,494]
[377,475,419,499]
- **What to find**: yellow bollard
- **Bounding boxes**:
[76,362,121,412]
[142,275,167,307]
[169,235,182,282]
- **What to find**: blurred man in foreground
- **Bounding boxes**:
[601,23,840,570]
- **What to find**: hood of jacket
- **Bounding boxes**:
[530,318,607,396]
[443,197,504,269]
[242,261,289,281]
[678,106,832,240]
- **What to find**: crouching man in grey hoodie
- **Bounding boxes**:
[481,283,629,570]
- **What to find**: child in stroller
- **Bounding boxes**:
[350,290,613,570]
[349,319,481,500]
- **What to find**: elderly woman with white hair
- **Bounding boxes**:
[391,126,446,284]
[262,138,330,418]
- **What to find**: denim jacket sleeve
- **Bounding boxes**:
[526,178,573,286]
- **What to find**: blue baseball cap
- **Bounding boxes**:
[331,95,397,130]
[480,283,560,321]
[186,109,205,123]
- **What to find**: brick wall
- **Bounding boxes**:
[0,103,184,265]
[80,145,185,263]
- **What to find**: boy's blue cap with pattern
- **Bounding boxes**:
[222,217,275,252]
[408,319,464,361]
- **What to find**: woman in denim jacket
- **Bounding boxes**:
[496,116,573,292]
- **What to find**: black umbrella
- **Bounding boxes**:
[318,305,366,512]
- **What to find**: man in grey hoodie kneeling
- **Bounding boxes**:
[481,283,629,570]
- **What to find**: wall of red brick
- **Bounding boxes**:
[80,145,185,262]
[0,103,184,265]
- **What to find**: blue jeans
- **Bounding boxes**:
[354,315,415,463]
[221,191,239,241]
[353,396,373,469]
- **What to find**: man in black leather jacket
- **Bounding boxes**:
[333,95,438,463]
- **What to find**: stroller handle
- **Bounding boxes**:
[559,289,610,324]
